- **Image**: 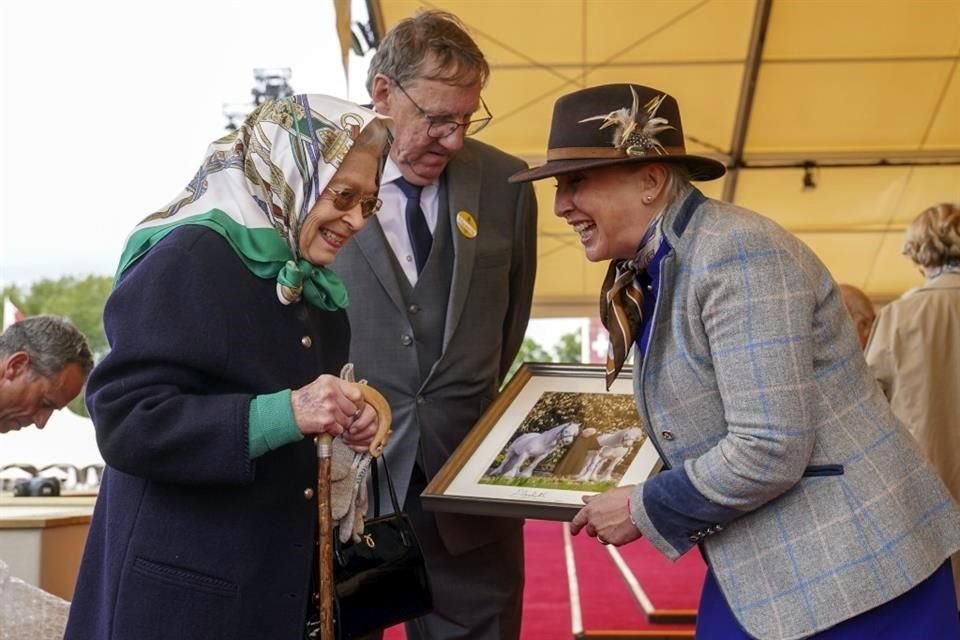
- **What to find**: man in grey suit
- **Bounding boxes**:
[331,10,537,640]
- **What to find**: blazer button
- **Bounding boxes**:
[416,396,425,405]
[303,488,315,500]
[408,304,420,314]
[401,335,413,346]
[661,430,674,441]
[301,336,312,348]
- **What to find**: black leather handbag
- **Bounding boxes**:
[332,454,433,639]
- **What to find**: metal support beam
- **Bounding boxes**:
[722,0,773,202]
[742,149,960,168]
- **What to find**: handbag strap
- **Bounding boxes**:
[371,452,403,519]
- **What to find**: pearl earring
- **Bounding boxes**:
[643,195,653,203]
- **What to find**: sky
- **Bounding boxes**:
[0,1,585,350]
[0,0,373,287]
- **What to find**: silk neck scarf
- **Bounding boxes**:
[599,210,665,390]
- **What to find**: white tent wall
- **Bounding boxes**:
[0,410,103,490]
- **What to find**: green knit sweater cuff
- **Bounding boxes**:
[248,389,302,458]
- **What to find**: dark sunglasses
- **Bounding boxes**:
[320,187,383,218]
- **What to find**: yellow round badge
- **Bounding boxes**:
[456,210,478,239]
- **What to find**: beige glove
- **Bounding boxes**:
[329,438,372,543]
[329,363,392,544]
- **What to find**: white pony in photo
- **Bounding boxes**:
[576,426,645,482]
[488,421,587,478]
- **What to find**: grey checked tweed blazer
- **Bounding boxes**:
[628,188,960,640]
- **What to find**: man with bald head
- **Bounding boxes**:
[0,315,93,433]
[839,284,875,350]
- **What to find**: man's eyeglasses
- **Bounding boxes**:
[320,187,382,219]
[390,78,492,139]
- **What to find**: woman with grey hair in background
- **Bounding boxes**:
[866,201,960,611]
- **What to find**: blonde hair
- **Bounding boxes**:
[902,202,960,268]
[663,164,692,203]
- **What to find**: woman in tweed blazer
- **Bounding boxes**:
[511,84,960,640]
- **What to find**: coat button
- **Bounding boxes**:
[661,430,674,441]
[416,396,425,405]
[301,336,312,348]
[408,304,420,314]
[303,488,315,500]
[401,334,413,346]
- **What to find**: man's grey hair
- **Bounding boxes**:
[366,9,489,93]
[0,315,93,379]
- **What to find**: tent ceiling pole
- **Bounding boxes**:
[722,0,773,203]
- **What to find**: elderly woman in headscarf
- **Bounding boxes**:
[510,84,960,640]
[65,95,392,640]
[866,201,960,612]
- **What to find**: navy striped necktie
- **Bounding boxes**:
[394,177,433,274]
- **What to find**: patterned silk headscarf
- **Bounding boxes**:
[115,94,389,310]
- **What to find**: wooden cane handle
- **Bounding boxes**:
[355,383,392,458]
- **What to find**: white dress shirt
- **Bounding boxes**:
[377,158,440,286]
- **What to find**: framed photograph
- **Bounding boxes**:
[422,363,661,521]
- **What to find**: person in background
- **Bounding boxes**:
[331,10,537,640]
[511,83,960,639]
[865,201,960,611]
[64,95,392,640]
[838,283,875,350]
[0,315,92,433]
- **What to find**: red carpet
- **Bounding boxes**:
[385,520,703,639]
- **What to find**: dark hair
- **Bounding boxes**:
[0,315,93,378]
[366,10,489,92]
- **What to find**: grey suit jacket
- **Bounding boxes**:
[628,189,960,639]
[332,139,538,555]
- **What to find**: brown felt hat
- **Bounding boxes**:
[509,84,726,183]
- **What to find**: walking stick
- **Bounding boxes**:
[317,382,392,639]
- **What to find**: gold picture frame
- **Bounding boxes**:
[422,363,661,521]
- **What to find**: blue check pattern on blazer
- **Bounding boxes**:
[628,188,960,640]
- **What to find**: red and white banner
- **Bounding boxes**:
[2,297,25,331]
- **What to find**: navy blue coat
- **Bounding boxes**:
[65,226,350,640]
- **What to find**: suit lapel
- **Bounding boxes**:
[441,147,482,352]
[353,217,407,314]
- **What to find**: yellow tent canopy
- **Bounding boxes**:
[367,0,960,315]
